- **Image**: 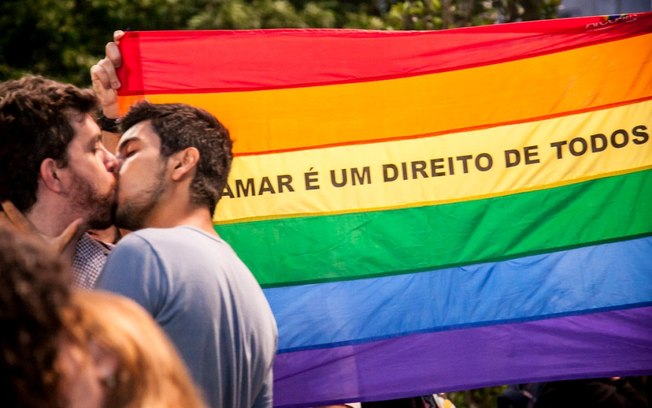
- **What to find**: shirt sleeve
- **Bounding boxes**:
[96,233,168,317]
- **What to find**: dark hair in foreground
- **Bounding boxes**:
[121,102,233,215]
[0,222,72,408]
[0,75,97,211]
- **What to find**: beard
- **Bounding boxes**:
[114,164,167,231]
[69,173,116,230]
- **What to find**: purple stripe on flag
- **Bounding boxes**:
[273,306,652,407]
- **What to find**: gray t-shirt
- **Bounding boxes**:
[97,226,277,408]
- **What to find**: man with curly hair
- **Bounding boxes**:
[0,222,72,407]
[0,76,118,288]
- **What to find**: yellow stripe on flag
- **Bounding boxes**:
[215,100,652,223]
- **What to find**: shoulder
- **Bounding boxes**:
[104,229,171,270]
[99,229,174,309]
[112,228,181,252]
[109,227,226,268]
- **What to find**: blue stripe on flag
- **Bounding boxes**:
[265,236,652,352]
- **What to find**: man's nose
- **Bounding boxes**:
[101,144,119,173]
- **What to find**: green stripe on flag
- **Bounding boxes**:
[216,169,652,287]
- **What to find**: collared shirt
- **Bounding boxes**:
[71,232,113,289]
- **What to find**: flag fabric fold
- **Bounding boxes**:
[116,12,652,407]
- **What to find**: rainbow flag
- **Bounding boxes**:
[116,13,652,407]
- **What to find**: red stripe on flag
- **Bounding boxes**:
[116,13,652,95]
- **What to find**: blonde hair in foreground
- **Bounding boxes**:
[62,290,207,408]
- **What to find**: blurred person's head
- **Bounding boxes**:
[0,221,72,407]
[114,102,232,230]
[59,290,207,408]
[0,76,117,232]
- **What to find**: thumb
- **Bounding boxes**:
[54,218,84,254]
[1,200,36,234]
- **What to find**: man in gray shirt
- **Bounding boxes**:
[96,101,277,408]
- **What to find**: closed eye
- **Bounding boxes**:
[117,149,136,161]
[90,135,103,154]
[117,138,140,160]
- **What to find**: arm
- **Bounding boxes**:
[90,30,124,119]
[90,30,125,153]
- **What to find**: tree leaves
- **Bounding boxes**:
[0,0,558,85]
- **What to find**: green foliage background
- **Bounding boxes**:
[0,1,559,406]
[0,0,558,86]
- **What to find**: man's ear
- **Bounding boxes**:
[170,147,199,181]
[39,158,65,193]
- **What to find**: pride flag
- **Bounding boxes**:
[116,13,652,407]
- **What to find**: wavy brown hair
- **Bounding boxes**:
[0,75,97,211]
[0,222,72,408]
[61,291,208,408]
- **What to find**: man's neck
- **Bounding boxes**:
[28,198,85,236]
[26,200,86,260]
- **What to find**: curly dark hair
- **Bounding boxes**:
[0,222,72,407]
[0,75,97,212]
[121,102,233,216]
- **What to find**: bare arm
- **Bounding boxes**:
[90,30,125,153]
